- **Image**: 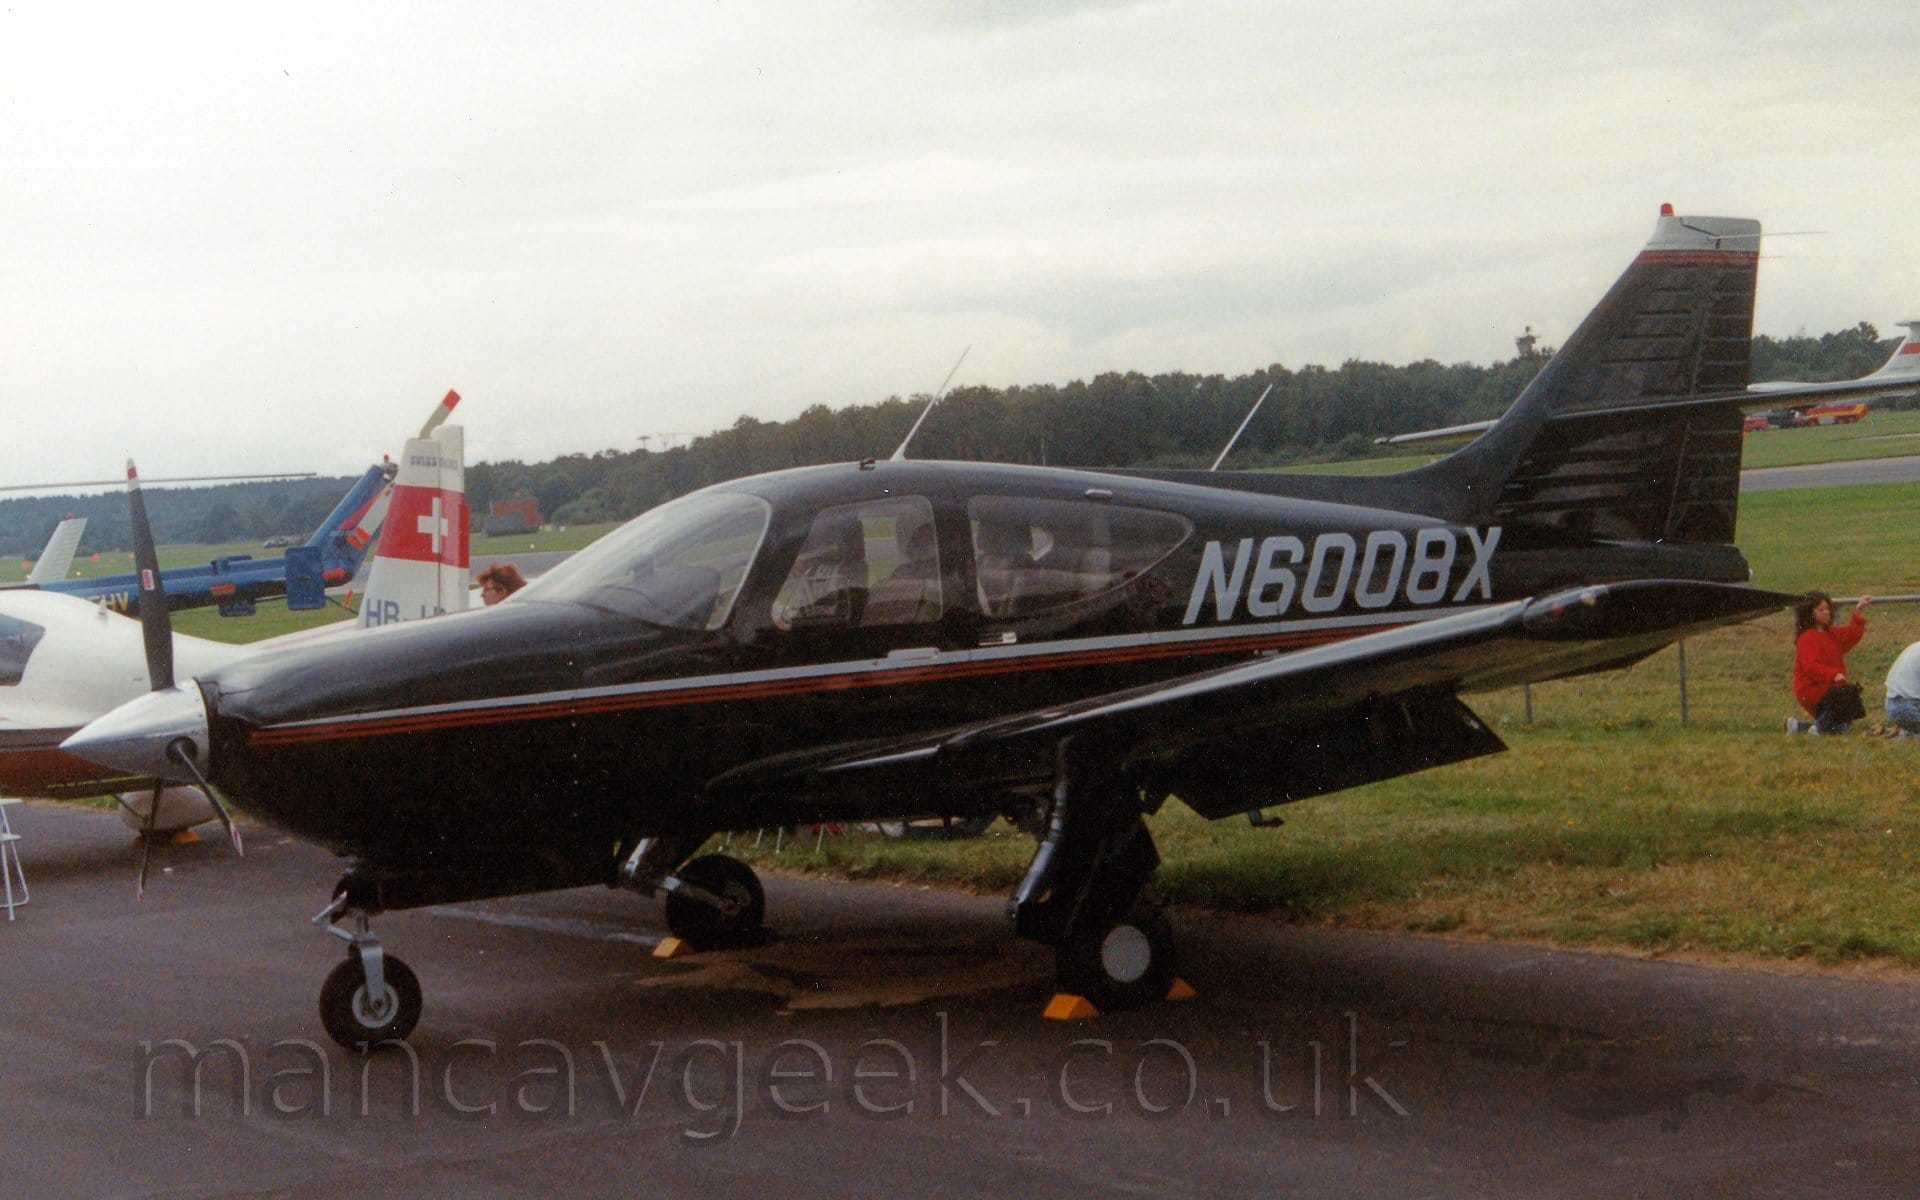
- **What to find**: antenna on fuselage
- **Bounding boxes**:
[1209,383,1274,471]
[889,345,971,462]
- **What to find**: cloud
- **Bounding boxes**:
[3,1,1917,482]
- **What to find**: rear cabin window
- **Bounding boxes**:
[969,496,1191,618]
[0,614,45,687]
[771,496,942,629]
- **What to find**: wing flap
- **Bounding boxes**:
[1166,689,1508,818]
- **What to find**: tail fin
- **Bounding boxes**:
[303,463,395,584]
[1408,207,1758,545]
[1863,320,1920,381]
[302,391,466,581]
[26,516,87,585]
[357,425,470,627]
[1173,206,1760,548]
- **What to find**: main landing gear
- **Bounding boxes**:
[1012,738,1180,1013]
[313,895,422,1050]
[662,853,766,947]
[1053,898,1177,1012]
[618,837,767,950]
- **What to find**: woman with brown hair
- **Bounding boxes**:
[477,562,527,606]
[1787,590,1871,734]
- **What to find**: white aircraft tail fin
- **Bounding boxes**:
[357,425,470,628]
[1864,321,1920,381]
[27,516,88,585]
[338,390,466,558]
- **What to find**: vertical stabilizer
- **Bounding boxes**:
[1130,207,1761,552]
[1401,206,1761,544]
[304,464,394,584]
[311,391,466,580]
[357,426,471,628]
[26,516,87,585]
[1864,320,1920,381]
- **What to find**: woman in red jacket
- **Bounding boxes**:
[1788,590,1872,734]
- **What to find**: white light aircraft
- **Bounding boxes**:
[0,416,472,845]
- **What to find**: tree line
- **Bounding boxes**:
[2,323,1898,558]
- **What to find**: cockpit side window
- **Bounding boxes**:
[771,496,942,630]
[0,614,46,687]
[968,496,1191,619]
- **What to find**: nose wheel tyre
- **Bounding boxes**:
[1055,901,1175,1013]
[664,853,766,949]
[319,953,422,1050]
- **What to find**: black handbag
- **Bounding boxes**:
[1824,681,1868,724]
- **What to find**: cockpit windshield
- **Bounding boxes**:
[515,491,770,630]
[0,613,45,687]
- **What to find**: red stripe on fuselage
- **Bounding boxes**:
[247,624,1383,748]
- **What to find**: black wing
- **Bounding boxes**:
[705,580,1792,821]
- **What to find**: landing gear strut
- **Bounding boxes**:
[1011,738,1178,1011]
[313,895,422,1050]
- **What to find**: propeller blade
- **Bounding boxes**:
[167,740,243,857]
[125,460,174,692]
[136,781,162,900]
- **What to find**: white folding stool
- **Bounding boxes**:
[0,798,28,921]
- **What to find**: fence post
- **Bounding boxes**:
[1677,638,1689,727]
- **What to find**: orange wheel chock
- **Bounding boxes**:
[1043,994,1100,1020]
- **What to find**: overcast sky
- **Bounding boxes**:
[5,1,1918,486]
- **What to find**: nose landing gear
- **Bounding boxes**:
[314,896,422,1050]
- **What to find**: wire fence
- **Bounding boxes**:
[1522,591,1920,727]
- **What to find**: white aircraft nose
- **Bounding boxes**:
[62,684,210,784]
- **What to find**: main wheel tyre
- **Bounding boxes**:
[664,854,766,948]
[1055,902,1176,1012]
[319,953,422,1050]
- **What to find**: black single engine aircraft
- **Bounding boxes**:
[71,207,1867,1049]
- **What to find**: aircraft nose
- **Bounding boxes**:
[61,684,211,785]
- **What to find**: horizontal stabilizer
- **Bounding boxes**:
[1390,320,1920,445]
